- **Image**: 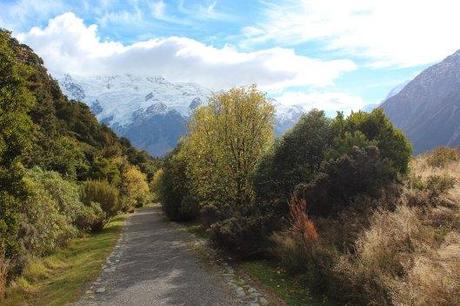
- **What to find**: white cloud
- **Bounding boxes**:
[274,91,365,115]
[17,12,356,91]
[243,0,460,67]
[151,0,166,19]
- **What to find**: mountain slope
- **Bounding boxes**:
[0,29,158,282]
[58,74,304,156]
[381,51,460,154]
[59,74,210,156]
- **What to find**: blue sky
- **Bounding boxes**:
[1,0,459,113]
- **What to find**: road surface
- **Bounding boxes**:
[77,207,245,306]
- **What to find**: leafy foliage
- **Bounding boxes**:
[337,109,412,174]
[0,30,155,284]
[157,148,199,221]
[253,110,334,207]
[295,146,396,217]
[183,86,275,207]
[82,180,120,219]
[120,164,150,210]
[19,168,80,257]
[0,30,35,266]
[74,202,106,233]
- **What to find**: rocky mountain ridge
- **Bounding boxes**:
[381,50,460,153]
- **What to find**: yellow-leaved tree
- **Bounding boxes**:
[184,85,274,207]
[121,164,150,210]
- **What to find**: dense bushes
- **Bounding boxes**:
[0,30,155,290]
[253,110,334,208]
[295,146,396,217]
[272,149,460,305]
[158,94,413,258]
[121,164,150,210]
[82,180,120,218]
[74,202,106,232]
[250,109,411,232]
[156,98,454,305]
[156,148,199,221]
[0,30,35,273]
[20,168,80,257]
[208,205,276,258]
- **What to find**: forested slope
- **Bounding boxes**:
[0,30,158,296]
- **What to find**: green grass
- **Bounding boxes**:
[180,220,210,239]
[1,215,127,306]
[239,260,328,306]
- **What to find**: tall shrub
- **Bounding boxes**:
[184,85,275,208]
[0,30,35,269]
[121,164,150,210]
[253,110,334,206]
[82,180,120,218]
[158,148,199,221]
[20,168,78,256]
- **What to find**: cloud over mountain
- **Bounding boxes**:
[18,12,356,91]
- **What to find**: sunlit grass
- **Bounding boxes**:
[240,260,329,306]
[1,215,126,306]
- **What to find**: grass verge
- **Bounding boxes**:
[180,220,210,239]
[179,219,325,305]
[238,260,328,306]
[1,214,127,306]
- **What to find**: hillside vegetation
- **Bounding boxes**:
[0,30,157,299]
[155,86,459,305]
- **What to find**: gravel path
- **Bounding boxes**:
[76,207,259,306]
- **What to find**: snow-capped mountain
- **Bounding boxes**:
[59,74,210,156]
[58,74,303,156]
[60,74,211,126]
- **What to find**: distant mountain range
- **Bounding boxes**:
[380,50,460,154]
[60,49,460,158]
[59,74,303,156]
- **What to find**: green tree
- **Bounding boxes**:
[82,180,120,219]
[253,110,334,208]
[339,109,412,174]
[157,147,199,221]
[0,30,35,263]
[121,164,150,210]
[184,85,275,207]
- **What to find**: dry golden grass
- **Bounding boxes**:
[336,147,460,305]
[412,148,460,202]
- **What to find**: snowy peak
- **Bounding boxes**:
[58,73,212,126]
[57,73,307,156]
[189,97,202,111]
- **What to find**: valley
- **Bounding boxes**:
[1,2,460,306]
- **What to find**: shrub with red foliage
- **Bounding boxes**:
[289,196,318,242]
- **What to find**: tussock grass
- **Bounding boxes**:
[269,147,460,305]
[335,147,460,305]
[1,215,126,306]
